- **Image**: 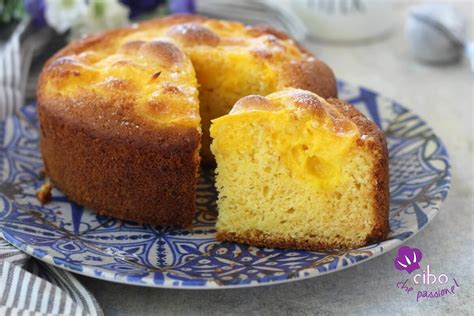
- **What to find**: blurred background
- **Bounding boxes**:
[0,1,472,315]
[0,0,472,101]
[0,0,472,98]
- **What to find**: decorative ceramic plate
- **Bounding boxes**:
[0,81,451,289]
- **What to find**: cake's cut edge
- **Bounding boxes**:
[211,89,390,250]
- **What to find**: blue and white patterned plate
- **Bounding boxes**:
[0,81,451,289]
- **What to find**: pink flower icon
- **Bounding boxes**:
[394,246,423,273]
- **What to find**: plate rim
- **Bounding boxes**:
[1,224,436,290]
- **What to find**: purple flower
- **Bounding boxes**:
[393,246,423,274]
[24,0,46,27]
[169,0,195,14]
[120,0,167,19]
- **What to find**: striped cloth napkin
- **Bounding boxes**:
[0,19,103,316]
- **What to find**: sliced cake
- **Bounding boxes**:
[210,88,389,250]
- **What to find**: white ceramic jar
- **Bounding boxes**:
[291,0,395,42]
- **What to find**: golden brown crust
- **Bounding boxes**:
[139,40,184,65]
[38,101,200,226]
[246,24,337,99]
[234,89,355,135]
[167,23,220,46]
[42,14,337,101]
[230,95,274,113]
[283,58,337,100]
[217,230,366,251]
[327,98,390,243]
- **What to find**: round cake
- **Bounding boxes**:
[37,15,337,226]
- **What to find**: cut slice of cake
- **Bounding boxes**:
[210,88,389,250]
